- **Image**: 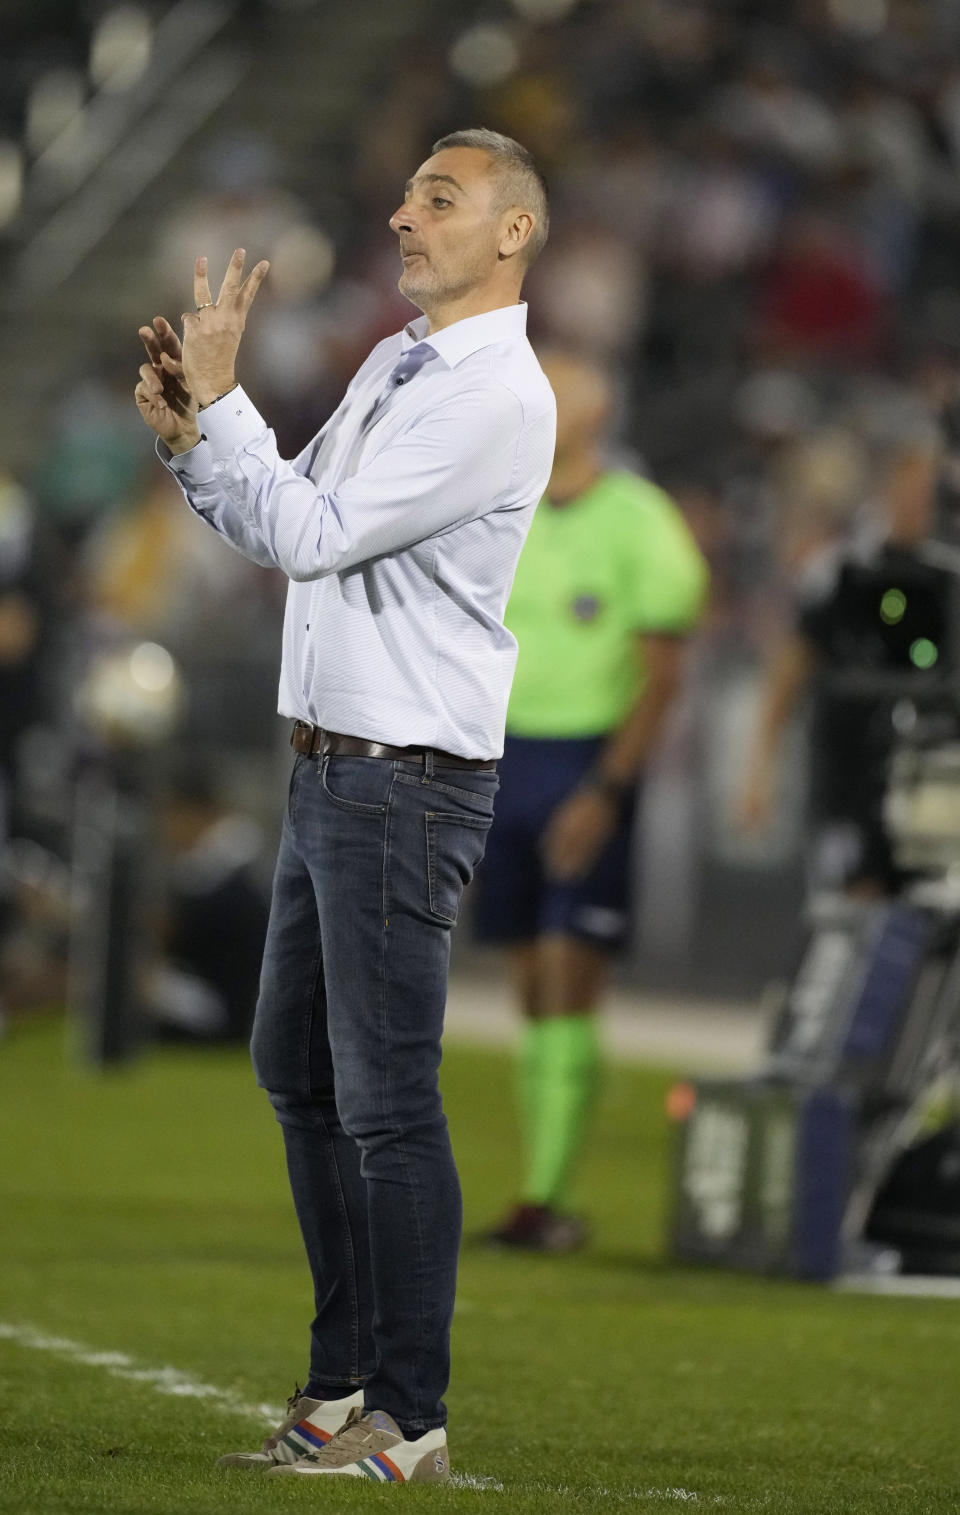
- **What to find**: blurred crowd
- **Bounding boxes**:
[5,0,960,1029]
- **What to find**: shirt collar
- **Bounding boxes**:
[400,302,528,366]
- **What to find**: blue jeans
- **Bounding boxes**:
[250,750,497,1436]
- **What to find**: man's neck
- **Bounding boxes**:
[420,285,522,335]
[545,454,604,507]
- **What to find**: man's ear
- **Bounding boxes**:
[498,211,535,263]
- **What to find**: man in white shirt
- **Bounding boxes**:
[134,129,555,1484]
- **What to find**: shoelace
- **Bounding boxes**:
[302,1409,388,1466]
[264,1384,306,1451]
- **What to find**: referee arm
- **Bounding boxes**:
[541,631,690,883]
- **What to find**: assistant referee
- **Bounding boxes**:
[477,351,708,1252]
[134,129,555,1483]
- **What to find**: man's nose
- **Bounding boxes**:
[389,205,416,234]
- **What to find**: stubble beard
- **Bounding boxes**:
[398,245,492,315]
[397,262,437,310]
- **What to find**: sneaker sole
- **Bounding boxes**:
[267,1460,451,1484]
[216,1452,278,1470]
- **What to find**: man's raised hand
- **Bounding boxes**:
[134,314,200,453]
[133,247,267,452]
[180,248,269,408]
[139,313,185,380]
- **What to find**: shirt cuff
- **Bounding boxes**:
[197,385,266,461]
[156,433,215,478]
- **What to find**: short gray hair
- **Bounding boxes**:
[431,127,549,267]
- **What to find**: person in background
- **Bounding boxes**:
[0,472,45,843]
[146,766,269,1045]
[0,472,48,1037]
[476,350,709,1252]
[737,414,960,896]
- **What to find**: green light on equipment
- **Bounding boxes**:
[910,638,939,669]
[880,588,907,625]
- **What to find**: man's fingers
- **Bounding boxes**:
[168,387,194,420]
[193,256,213,311]
[239,259,270,316]
[164,382,188,414]
[217,247,246,302]
[159,351,185,378]
[153,316,183,358]
[141,317,183,371]
[138,362,164,394]
[136,361,191,417]
[135,379,165,411]
[139,325,162,364]
[164,370,191,401]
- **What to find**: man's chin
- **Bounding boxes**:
[398,264,436,301]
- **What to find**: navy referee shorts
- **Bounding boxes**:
[474,733,638,951]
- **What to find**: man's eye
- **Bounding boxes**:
[432,197,450,209]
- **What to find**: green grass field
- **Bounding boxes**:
[2,1011,960,1515]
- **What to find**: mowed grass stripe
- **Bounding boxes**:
[2,1014,960,1513]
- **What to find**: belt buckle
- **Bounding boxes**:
[292,720,322,757]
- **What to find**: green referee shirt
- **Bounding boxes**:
[505,470,709,738]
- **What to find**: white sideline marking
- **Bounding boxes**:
[0,1321,281,1424]
[835,1273,960,1299]
[0,1320,717,1501]
[521,1486,722,1505]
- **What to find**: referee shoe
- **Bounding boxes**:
[216,1385,365,1469]
[484,1201,587,1253]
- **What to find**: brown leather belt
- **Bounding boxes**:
[290,721,497,771]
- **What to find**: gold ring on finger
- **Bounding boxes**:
[196,301,215,311]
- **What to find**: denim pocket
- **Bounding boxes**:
[394,767,498,811]
[320,755,391,814]
[425,810,493,925]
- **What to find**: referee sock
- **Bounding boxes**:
[517,1014,600,1210]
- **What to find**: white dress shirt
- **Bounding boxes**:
[161,302,555,758]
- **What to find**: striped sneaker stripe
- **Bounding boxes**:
[294,1422,332,1448]
[282,1422,331,1457]
[369,1451,403,1482]
[357,1459,383,1482]
[275,1438,303,1464]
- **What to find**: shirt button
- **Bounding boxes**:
[395,376,404,385]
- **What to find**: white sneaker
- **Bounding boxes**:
[216,1386,365,1469]
[266,1407,451,1483]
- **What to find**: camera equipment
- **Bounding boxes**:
[670,552,960,1280]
